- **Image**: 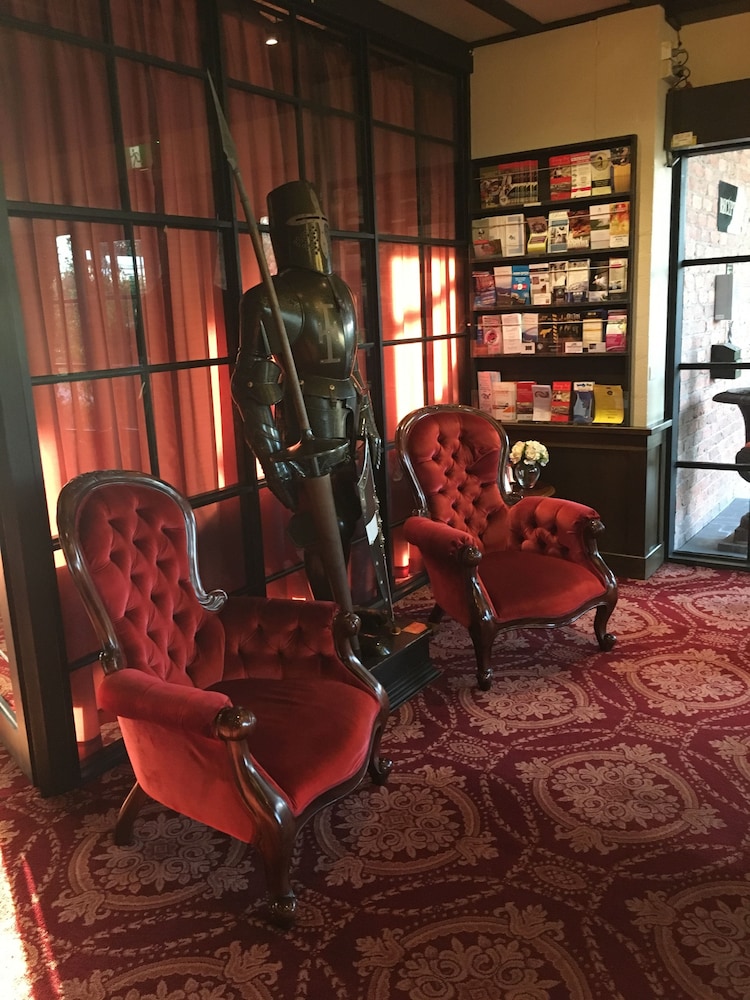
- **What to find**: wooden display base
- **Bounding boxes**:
[363,620,440,710]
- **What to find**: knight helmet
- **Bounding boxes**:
[267,180,332,275]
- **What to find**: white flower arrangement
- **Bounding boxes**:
[509,439,549,466]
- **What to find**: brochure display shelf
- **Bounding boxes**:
[470,135,636,428]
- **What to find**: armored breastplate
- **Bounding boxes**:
[270,270,360,442]
[273,270,357,384]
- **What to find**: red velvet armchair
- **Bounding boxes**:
[57,470,391,926]
[396,405,618,689]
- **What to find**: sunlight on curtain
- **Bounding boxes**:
[379,243,424,437]
[381,244,421,341]
[425,247,460,403]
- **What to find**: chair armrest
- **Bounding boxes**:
[403,515,479,562]
[507,496,604,564]
[403,516,487,629]
[98,669,239,738]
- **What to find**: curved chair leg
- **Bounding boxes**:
[594,603,617,651]
[429,603,444,624]
[259,841,298,929]
[114,781,150,846]
[369,750,393,786]
[468,621,496,690]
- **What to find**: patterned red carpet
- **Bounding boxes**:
[3,563,750,999]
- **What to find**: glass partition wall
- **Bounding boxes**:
[0,0,469,792]
[669,146,750,566]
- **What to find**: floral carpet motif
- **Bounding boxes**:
[3,563,750,998]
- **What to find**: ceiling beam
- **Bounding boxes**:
[466,0,542,32]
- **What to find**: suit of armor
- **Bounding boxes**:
[231,180,380,600]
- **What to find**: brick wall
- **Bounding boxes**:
[673,148,750,549]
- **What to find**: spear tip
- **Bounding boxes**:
[206,70,239,171]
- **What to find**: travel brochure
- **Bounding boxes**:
[473,258,628,310]
[472,202,629,259]
[474,308,627,357]
[477,373,624,424]
[478,146,629,210]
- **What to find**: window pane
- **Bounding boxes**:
[70,662,104,759]
[679,261,750,375]
[0,30,119,207]
[303,111,363,231]
[150,364,238,496]
[11,218,140,376]
[426,337,462,405]
[194,498,247,594]
[111,0,201,65]
[387,447,418,523]
[297,20,357,113]
[674,467,750,558]
[379,243,421,342]
[222,8,294,94]
[4,0,102,35]
[383,343,425,440]
[34,377,150,534]
[266,569,311,600]
[350,536,377,606]
[424,246,460,338]
[679,370,750,466]
[135,227,228,364]
[370,52,414,129]
[420,140,456,239]
[683,150,750,260]
[259,489,304,578]
[417,68,456,140]
[332,239,366,334]
[117,60,214,217]
[389,522,423,584]
[229,89,299,223]
[238,232,265,292]
[374,128,418,236]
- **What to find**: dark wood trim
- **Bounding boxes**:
[0,168,80,794]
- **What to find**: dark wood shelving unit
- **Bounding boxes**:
[468,136,669,579]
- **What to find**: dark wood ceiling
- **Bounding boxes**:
[378,0,750,47]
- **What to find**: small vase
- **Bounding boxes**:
[513,461,541,491]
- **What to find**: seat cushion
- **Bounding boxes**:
[207,675,380,816]
[480,548,606,623]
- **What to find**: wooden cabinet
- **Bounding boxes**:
[470,136,635,426]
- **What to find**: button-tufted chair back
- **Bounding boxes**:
[67,478,225,688]
[397,404,511,550]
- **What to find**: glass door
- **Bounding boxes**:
[669,145,750,567]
